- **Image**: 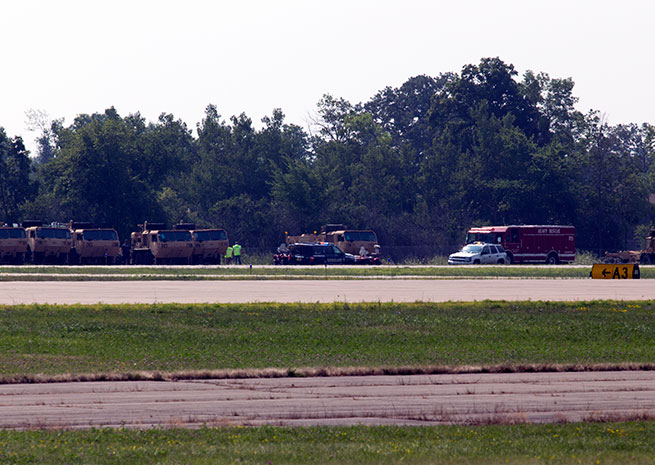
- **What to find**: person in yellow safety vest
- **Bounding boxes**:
[225,245,233,264]
[233,242,242,264]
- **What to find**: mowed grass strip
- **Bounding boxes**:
[1,423,655,464]
[0,264,643,279]
[1,301,654,378]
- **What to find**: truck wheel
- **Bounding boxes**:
[641,255,651,265]
[546,253,559,265]
[473,259,480,264]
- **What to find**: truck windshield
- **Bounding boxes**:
[0,228,26,239]
[466,232,493,243]
[83,230,118,241]
[193,230,227,241]
[461,244,483,254]
[344,231,376,242]
[36,228,71,239]
[158,231,191,242]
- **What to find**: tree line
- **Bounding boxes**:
[1,58,654,258]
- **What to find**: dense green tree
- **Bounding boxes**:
[571,113,651,251]
[365,74,453,155]
[27,108,163,240]
[4,58,652,256]
[0,129,34,224]
[429,58,544,144]
[135,112,196,189]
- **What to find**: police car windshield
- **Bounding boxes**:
[462,244,483,253]
[313,245,331,255]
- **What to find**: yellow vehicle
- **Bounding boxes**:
[190,227,229,265]
[130,222,194,265]
[605,227,655,264]
[171,223,229,264]
[68,221,122,265]
[0,226,28,264]
[286,224,381,257]
[24,221,72,264]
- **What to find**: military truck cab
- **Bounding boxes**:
[131,222,194,265]
[0,226,28,264]
[328,228,381,256]
[68,221,121,265]
[23,221,72,264]
[185,226,229,265]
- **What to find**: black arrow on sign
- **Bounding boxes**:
[602,269,609,278]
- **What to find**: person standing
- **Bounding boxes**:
[233,242,242,264]
[225,245,233,264]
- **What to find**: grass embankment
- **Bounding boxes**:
[2,423,655,464]
[1,301,654,380]
[0,264,647,280]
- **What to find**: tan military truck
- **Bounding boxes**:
[130,222,194,265]
[179,224,229,265]
[68,221,122,265]
[0,226,28,264]
[287,224,381,256]
[605,227,655,264]
[23,221,72,264]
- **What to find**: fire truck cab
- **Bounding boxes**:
[465,225,575,264]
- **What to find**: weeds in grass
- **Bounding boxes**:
[573,250,602,265]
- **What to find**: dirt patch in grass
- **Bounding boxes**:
[3,361,655,385]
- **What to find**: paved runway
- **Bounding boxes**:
[0,279,653,304]
[1,371,654,429]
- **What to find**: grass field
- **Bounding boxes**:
[1,423,655,464]
[1,300,654,380]
[3,300,655,463]
[0,264,649,280]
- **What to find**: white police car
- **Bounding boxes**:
[448,242,508,265]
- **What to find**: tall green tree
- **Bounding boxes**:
[0,129,34,224]
[28,108,162,240]
[571,113,650,251]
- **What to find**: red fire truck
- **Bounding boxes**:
[465,225,576,264]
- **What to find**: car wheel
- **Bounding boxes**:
[473,259,480,264]
[497,259,505,264]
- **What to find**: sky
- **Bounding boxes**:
[2,0,653,153]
